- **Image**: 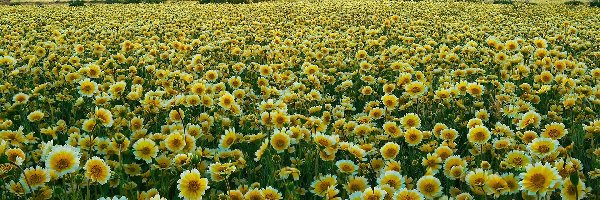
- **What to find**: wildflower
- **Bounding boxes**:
[133,138,158,163]
[45,145,81,177]
[84,157,111,184]
[177,169,210,200]
[519,162,562,196]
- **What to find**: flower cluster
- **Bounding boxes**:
[0,1,599,200]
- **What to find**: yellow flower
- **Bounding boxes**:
[12,92,29,104]
[393,188,423,200]
[519,110,542,130]
[467,125,490,145]
[466,83,484,97]
[177,169,209,200]
[421,153,442,173]
[519,162,562,196]
[439,128,458,141]
[541,122,567,140]
[20,166,50,189]
[303,64,319,75]
[6,180,28,196]
[404,127,423,146]
[404,81,427,97]
[380,142,400,160]
[218,91,235,109]
[527,138,559,159]
[383,122,403,138]
[344,176,369,194]
[561,177,587,200]
[416,175,442,199]
[381,94,399,108]
[261,186,282,200]
[27,110,45,122]
[443,156,467,180]
[504,150,531,169]
[45,145,81,177]
[310,174,337,197]
[335,160,358,174]
[82,118,97,132]
[361,187,387,200]
[169,109,185,123]
[270,128,291,153]
[133,138,158,163]
[95,107,114,127]
[254,138,269,161]
[219,128,237,149]
[484,174,508,198]
[5,148,26,163]
[84,157,111,185]
[165,131,186,152]
[502,173,520,194]
[78,78,98,97]
[377,171,404,190]
[244,188,264,200]
[401,113,421,129]
[204,70,219,82]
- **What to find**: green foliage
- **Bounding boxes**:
[105,0,165,4]
[564,0,584,6]
[69,0,85,6]
[591,0,600,7]
[493,0,513,4]
[198,0,263,4]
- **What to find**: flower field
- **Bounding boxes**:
[0,1,599,200]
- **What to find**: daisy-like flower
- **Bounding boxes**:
[310,174,337,197]
[519,162,562,196]
[527,137,560,159]
[404,81,427,97]
[383,122,403,138]
[95,107,114,127]
[561,177,587,200]
[380,142,400,160]
[468,125,491,145]
[393,188,424,200]
[541,122,567,140]
[218,91,235,109]
[219,128,237,149]
[344,176,369,194]
[404,127,423,146]
[165,131,186,152]
[132,138,158,163]
[45,145,81,177]
[78,78,98,97]
[518,110,542,130]
[381,94,399,108]
[335,160,358,174]
[421,153,442,173]
[84,157,111,184]
[416,175,442,199]
[484,174,509,198]
[361,187,387,200]
[270,128,291,153]
[401,113,421,129]
[504,150,531,169]
[20,166,50,189]
[27,110,45,122]
[169,109,185,123]
[244,188,263,200]
[177,169,210,200]
[12,92,29,104]
[261,186,283,200]
[377,170,405,190]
